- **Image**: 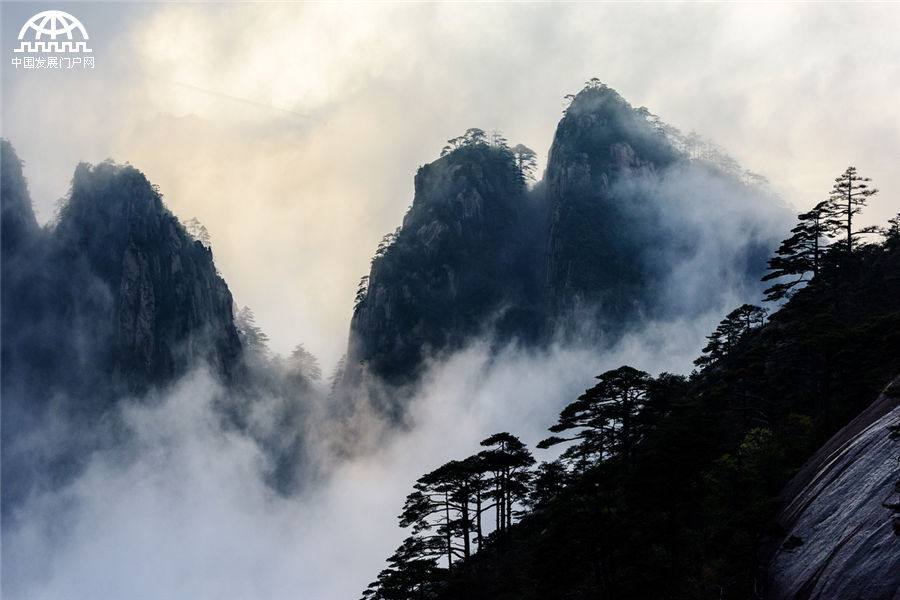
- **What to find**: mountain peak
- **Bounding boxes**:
[551,82,680,177]
[4,156,242,403]
[0,140,39,253]
[404,139,524,231]
[60,160,166,242]
[343,83,784,404]
[346,133,540,393]
[565,81,629,115]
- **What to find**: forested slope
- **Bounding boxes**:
[362,208,900,600]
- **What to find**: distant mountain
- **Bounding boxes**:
[546,84,779,330]
[545,83,681,328]
[345,82,787,399]
[1,140,242,507]
[346,138,545,397]
[1,143,240,403]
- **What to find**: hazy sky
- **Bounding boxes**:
[2,1,898,369]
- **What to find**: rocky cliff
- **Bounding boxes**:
[54,159,241,386]
[1,141,242,508]
[347,141,544,389]
[544,84,778,334]
[345,82,785,394]
[545,85,680,328]
[767,376,900,600]
[1,145,241,406]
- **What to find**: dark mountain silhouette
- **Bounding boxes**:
[1,140,242,509]
[545,83,680,327]
[346,140,545,394]
[345,82,786,400]
[1,139,39,253]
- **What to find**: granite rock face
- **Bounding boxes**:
[544,85,679,329]
[346,84,785,395]
[347,142,539,391]
[56,160,242,384]
[1,142,244,512]
[1,143,241,408]
[767,377,900,600]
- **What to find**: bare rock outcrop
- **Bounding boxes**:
[767,377,900,600]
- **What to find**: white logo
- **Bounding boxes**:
[10,10,95,70]
[15,10,93,54]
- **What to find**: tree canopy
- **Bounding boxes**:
[761,201,838,301]
[694,304,767,369]
[826,166,878,253]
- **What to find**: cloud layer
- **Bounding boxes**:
[3,305,733,600]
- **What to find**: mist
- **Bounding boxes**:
[3,303,734,600]
[609,159,790,318]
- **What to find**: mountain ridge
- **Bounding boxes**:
[1,141,243,510]
[343,82,786,406]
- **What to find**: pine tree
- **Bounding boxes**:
[761,201,838,301]
[183,217,211,248]
[479,432,535,534]
[882,213,900,246]
[539,366,652,471]
[826,166,878,253]
[361,536,443,600]
[511,144,538,182]
[527,460,569,509]
[399,459,484,568]
[287,343,321,382]
[235,305,270,362]
[694,305,766,369]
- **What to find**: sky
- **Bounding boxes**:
[2,1,898,371]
